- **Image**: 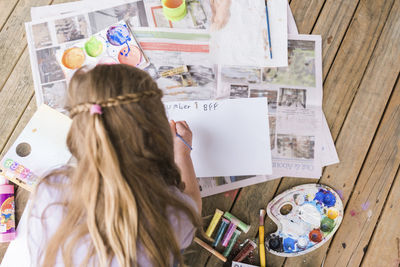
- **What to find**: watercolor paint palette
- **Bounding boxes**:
[265,184,343,257]
[57,21,149,80]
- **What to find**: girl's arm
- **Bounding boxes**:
[169,120,202,213]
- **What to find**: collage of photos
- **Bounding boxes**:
[28,1,150,113]
[262,39,316,87]
[278,88,307,109]
[276,134,315,159]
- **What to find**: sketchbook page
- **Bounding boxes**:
[321,113,340,166]
[0,105,72,192]
[287,2,298,34]
[209,0,287,67]
[165,98,272,177]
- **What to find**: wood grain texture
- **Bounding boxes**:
[0,0,19,31]
[290,0,325,34]
[0,50,35,153]
[362,167,400,267]
[284,1,400,265]
[324,75,400,266]
[312,0,359,78]
[0,0,52,91]
[323,0,395,139]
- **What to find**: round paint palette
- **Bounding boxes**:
[265,184,343,257]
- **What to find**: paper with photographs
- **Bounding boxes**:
[27,0,214,113]
[166,98,272,177]
[55,21,149,83]
[0,105,72,192]
[209,0,288,67]
[134,27,216,101]
[199,34,324,197]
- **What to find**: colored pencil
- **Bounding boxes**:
[265,0,273,59]
[176,133,192,150]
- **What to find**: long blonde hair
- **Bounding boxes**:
[37,64,201,266]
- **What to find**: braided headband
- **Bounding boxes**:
[69,90,162,118]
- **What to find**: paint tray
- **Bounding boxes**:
[0,105,72,192]
[56,21,149,81]
[266,184,343,257]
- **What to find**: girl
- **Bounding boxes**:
[21,64,202,266]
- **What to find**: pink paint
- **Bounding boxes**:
[350,210,357,217]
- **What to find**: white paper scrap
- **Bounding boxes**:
[165,98,272,177]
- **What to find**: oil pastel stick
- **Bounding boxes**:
[223,211,250,233]
[213,218,229,247]
[194,237,227,262]
[223,229,241,257]
[221,219,239,247]
[205,209,223,237]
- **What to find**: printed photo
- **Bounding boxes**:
[221,67,261,84]
[230,84,249,98]
[276,134,315,159]
[187,0,208,29]
[187,65,215,86]
[157,66,195,88]
[150,6,172,28]
[42,81,68,113]
[32,23,52,48]
[229,176,254,182]
[250,89,278,113]
[278,88,306,108]
[36,47,65,84]
[262,40,316,87]
[198,176,228,192]
[89,2,148,33]
[54,15,89,43]
[269,116,276,150]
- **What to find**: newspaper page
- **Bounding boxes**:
[199,34,323,197]
[134,28,215,101]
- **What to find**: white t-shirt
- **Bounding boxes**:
[1,179,197,267]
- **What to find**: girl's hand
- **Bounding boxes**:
[169,120,192,159]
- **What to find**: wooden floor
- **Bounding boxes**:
[0,0,399,266]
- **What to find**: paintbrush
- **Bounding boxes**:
[259,209,266,267]
[265,0,273,59]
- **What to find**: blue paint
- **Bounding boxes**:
[106,25,132,56]
[283,237,296,252]
[314,189,336,207]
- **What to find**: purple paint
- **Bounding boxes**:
[221,222,237,247]
[361,201,370,210]
[106,25,132,56]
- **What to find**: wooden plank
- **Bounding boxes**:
[323,0,395,138]
[0,0,19,31]
[0,0,52,92]
[324,75,400,266]
[0,49,35,153]
[362,167,400,267]
[283,0,400,265]
[312,0,360,78]
[290,0,325,34]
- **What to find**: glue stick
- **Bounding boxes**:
[0,176,15,242]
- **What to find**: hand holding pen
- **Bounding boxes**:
[169,120,193,157]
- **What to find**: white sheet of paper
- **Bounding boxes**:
[165,98,272,177]
[210,0,287,67]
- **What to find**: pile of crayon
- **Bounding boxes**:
[194,209,257,263]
